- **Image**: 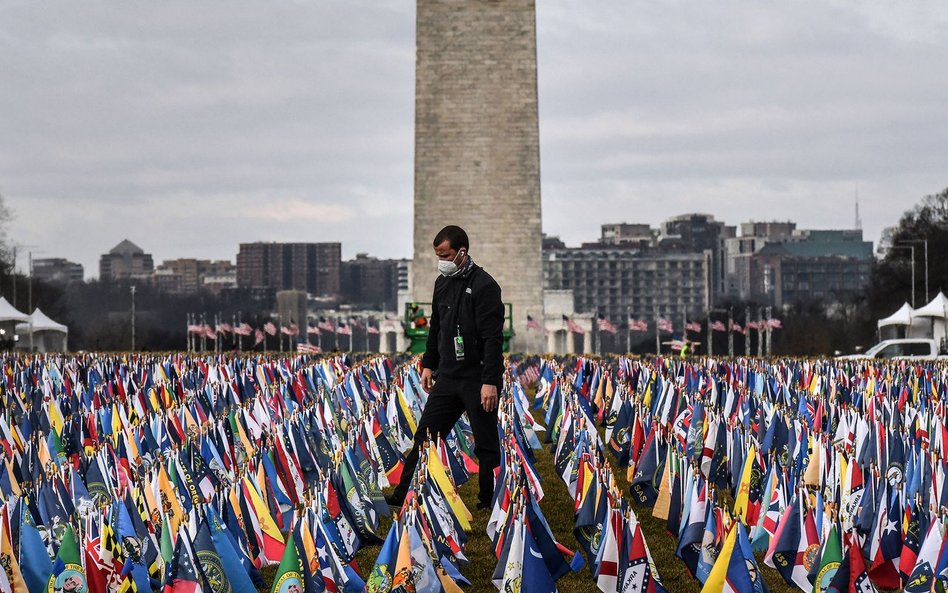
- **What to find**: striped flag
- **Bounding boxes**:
[597,315,618,334]
[685,321,702,333]
[263,322,277,336]
[562,315,584,335]
[526,315,547,334]
[657,318,673,333]
[628,317,648,332]
[730,321,745,335]
[710,321,726,332]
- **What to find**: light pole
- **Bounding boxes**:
[902,239,929,304]
[892,245,916,307]
[130,285,136,351]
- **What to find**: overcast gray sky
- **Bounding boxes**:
[2,1,947,278]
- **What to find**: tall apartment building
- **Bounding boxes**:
[99,240,154,281]
[340,254,401,310]
[236,242,341,298]
[33,258,84,284]
[543,243,712,324]
[659,213,735,302]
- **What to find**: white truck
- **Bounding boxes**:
[838,338,948,360]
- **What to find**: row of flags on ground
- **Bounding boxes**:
[0,352,465,592]
[5,349,658,593]
[533,354,948,593]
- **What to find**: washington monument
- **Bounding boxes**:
[412,0,544,352]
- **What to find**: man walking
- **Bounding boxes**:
[387,225,505,511]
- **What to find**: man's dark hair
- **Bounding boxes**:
[433,225,469,251]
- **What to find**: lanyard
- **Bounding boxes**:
[453,271,476,337]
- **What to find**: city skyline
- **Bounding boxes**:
[3,2,947,277]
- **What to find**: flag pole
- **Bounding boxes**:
[706,309,712,357]
[728,307,734,358]
[744,306,751,357]
[654,307,660,356]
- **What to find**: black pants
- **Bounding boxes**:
[392,376,500,506]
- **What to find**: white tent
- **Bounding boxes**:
[912,292,948,351]
[0,297,29,349]
[878,302,914,328]
[877,302,930,340]
[16,308,68,352]
[913,292,948,319]
[0,297,29,322]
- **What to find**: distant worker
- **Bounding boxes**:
[680,341,690,358]
[387,225,505,512]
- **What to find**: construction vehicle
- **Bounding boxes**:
[403,301,514,354]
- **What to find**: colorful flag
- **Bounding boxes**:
[269,532,303,593]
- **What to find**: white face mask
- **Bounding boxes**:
[438,249,465,277]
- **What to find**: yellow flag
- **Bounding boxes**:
[700,521,738,593]
[733,444,756,521]
[0,510,28,593]
[47,400,64,436]
[157,464,184,533]
[243,476,283,547]
[426,444,472,531]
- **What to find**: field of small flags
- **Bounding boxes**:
[1,351,941,592]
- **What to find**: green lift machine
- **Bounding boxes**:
[403,302,515,354]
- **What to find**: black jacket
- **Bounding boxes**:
[421,264,505,387]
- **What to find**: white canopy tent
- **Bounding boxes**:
[0,297,30,349]
[912,292,948,351]
[15,308,68,352]
[877,302,929,340]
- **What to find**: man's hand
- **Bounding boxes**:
[480,384,498,412]
[421,368,433,392]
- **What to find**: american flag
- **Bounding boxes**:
[685,321,702,333]
[318,317,335,332]
[204,326,217,340]
[768,318,783,329]
[281,325,294,336]
[628,317,648,332]
[235,323,253,336]
[562,314,584,334]
[187,324,203,334]
[746,321,761,330]
[254,330,265,345]
[297,343,320,354]
[367,324,380,335]
[657,318,673,333]
[526,314,548,334]
[336,322,351,336]
[730,321,745,335]
[307,324,320,334]
[597,315,618,334]
[263,322,277,336]
[349,316,364,329]
[710,320,727,332]
[217,323,233,334]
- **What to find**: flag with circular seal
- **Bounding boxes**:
[47,524,86,593]
[270,533,304,593]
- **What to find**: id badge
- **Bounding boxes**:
[454,335,465,361]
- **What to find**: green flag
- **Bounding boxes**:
[160,515,174,570]
[47,524,86,593]
[270,533,303,593]
[813,523,842,593]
